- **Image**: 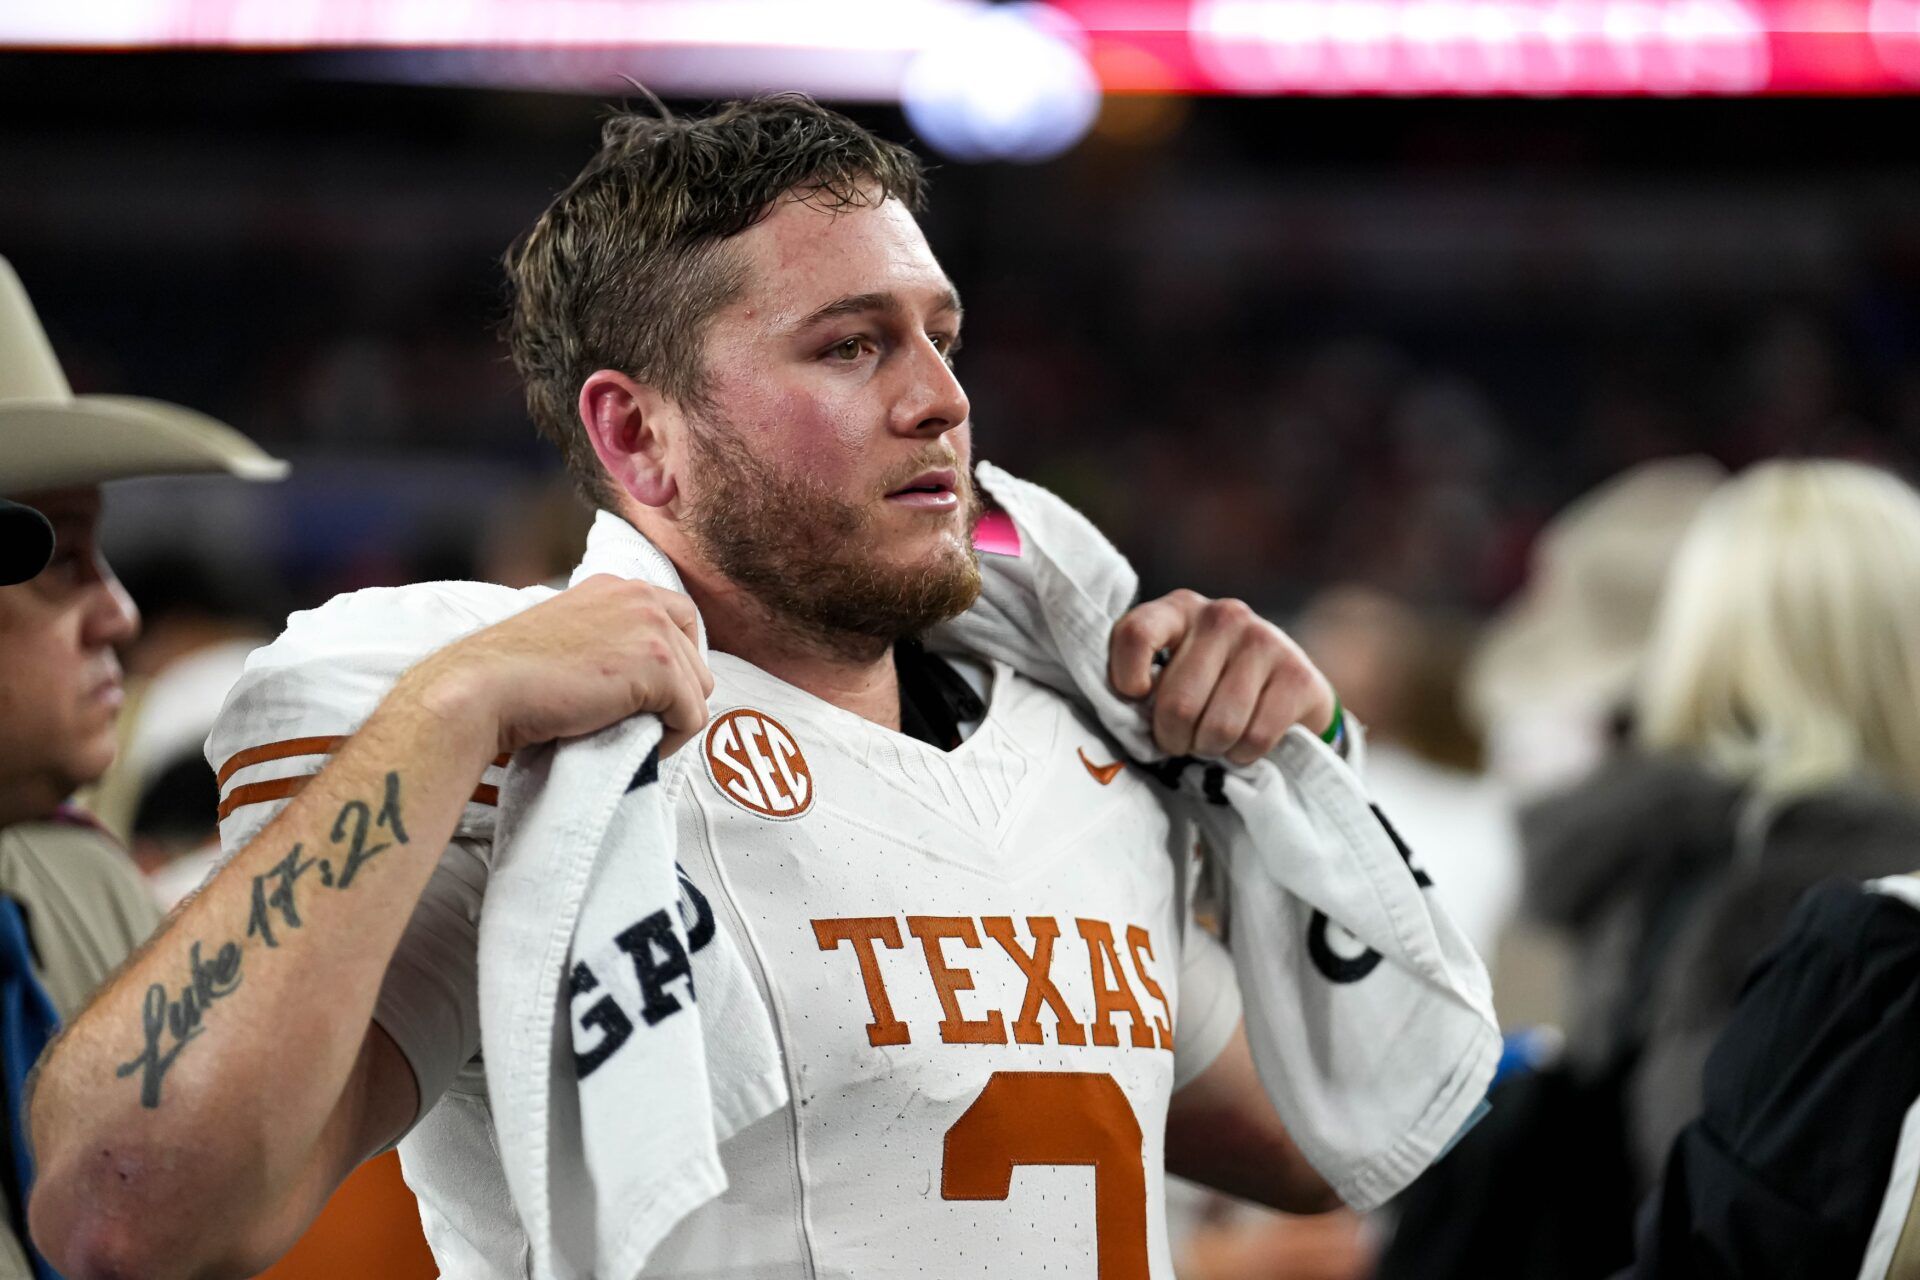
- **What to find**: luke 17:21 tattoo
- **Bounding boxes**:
[115,771,410,1109]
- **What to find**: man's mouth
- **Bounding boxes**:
[885,468,960,510]
[88,672,124,711]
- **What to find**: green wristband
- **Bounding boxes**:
[1319,692,1345,747]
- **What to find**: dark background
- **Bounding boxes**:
[6,52,1918,623]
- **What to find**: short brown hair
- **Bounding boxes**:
[505,93,927,507]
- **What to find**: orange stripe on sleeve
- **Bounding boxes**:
[217,732,512,822]
[217,775,311,820]
[218,775,501,822]
[216,736,347,787]
[219,738,509,789]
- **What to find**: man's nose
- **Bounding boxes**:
[82,562,141,650]
[895,337,971,439]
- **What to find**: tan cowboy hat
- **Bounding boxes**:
[1465,455,1728,730]
[0,256,287,494]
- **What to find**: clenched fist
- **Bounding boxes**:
[402,575,716,759]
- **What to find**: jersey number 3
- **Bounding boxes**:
[941,1071,1148,1279]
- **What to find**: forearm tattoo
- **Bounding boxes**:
[115,771,410,1108]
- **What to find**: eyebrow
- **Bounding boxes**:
[788,287,964,335]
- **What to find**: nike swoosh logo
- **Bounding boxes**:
[1078,747,1124,786]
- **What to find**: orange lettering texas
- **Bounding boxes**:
[813,913,1176,1052]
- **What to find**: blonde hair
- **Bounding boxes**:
[1637,460,1920,799]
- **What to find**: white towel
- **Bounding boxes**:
[479,514,787,1280]
[931,462,1502,1210]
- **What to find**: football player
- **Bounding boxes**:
[32,97,1349,1279]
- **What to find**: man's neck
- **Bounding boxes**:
[681,568,903,732]
[0,785,62,832]
[625,505,906,729]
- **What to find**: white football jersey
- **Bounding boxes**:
[211,590,1241,1280]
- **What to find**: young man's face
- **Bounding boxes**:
[673,193,982,649]
[0,487,140,825]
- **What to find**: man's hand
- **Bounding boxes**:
[1109,589,1335,765]
[403,574,715,759]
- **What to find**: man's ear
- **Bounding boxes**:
[579,370,681,509]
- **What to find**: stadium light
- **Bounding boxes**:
[1187,0,1770,95]
[900,5,1102,162]
[3,0,1916,104]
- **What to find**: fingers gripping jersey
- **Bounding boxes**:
[211,587,1242,1280]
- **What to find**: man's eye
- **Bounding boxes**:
[830,337,865,361]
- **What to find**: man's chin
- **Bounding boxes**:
[881,534,976,576]
[67,739,118,793]
[913,552,984,626]
[900,531,980,577]
[837,544,982,640]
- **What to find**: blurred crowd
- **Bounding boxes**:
[57,249,1920,627]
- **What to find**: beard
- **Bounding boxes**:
[682,416,984,660]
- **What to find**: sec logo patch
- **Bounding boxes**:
[704,708,814,819]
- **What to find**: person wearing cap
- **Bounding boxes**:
[0,257,285,1278]
[5,233,725,1280]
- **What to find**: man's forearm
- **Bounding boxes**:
[28,670,497,1277]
